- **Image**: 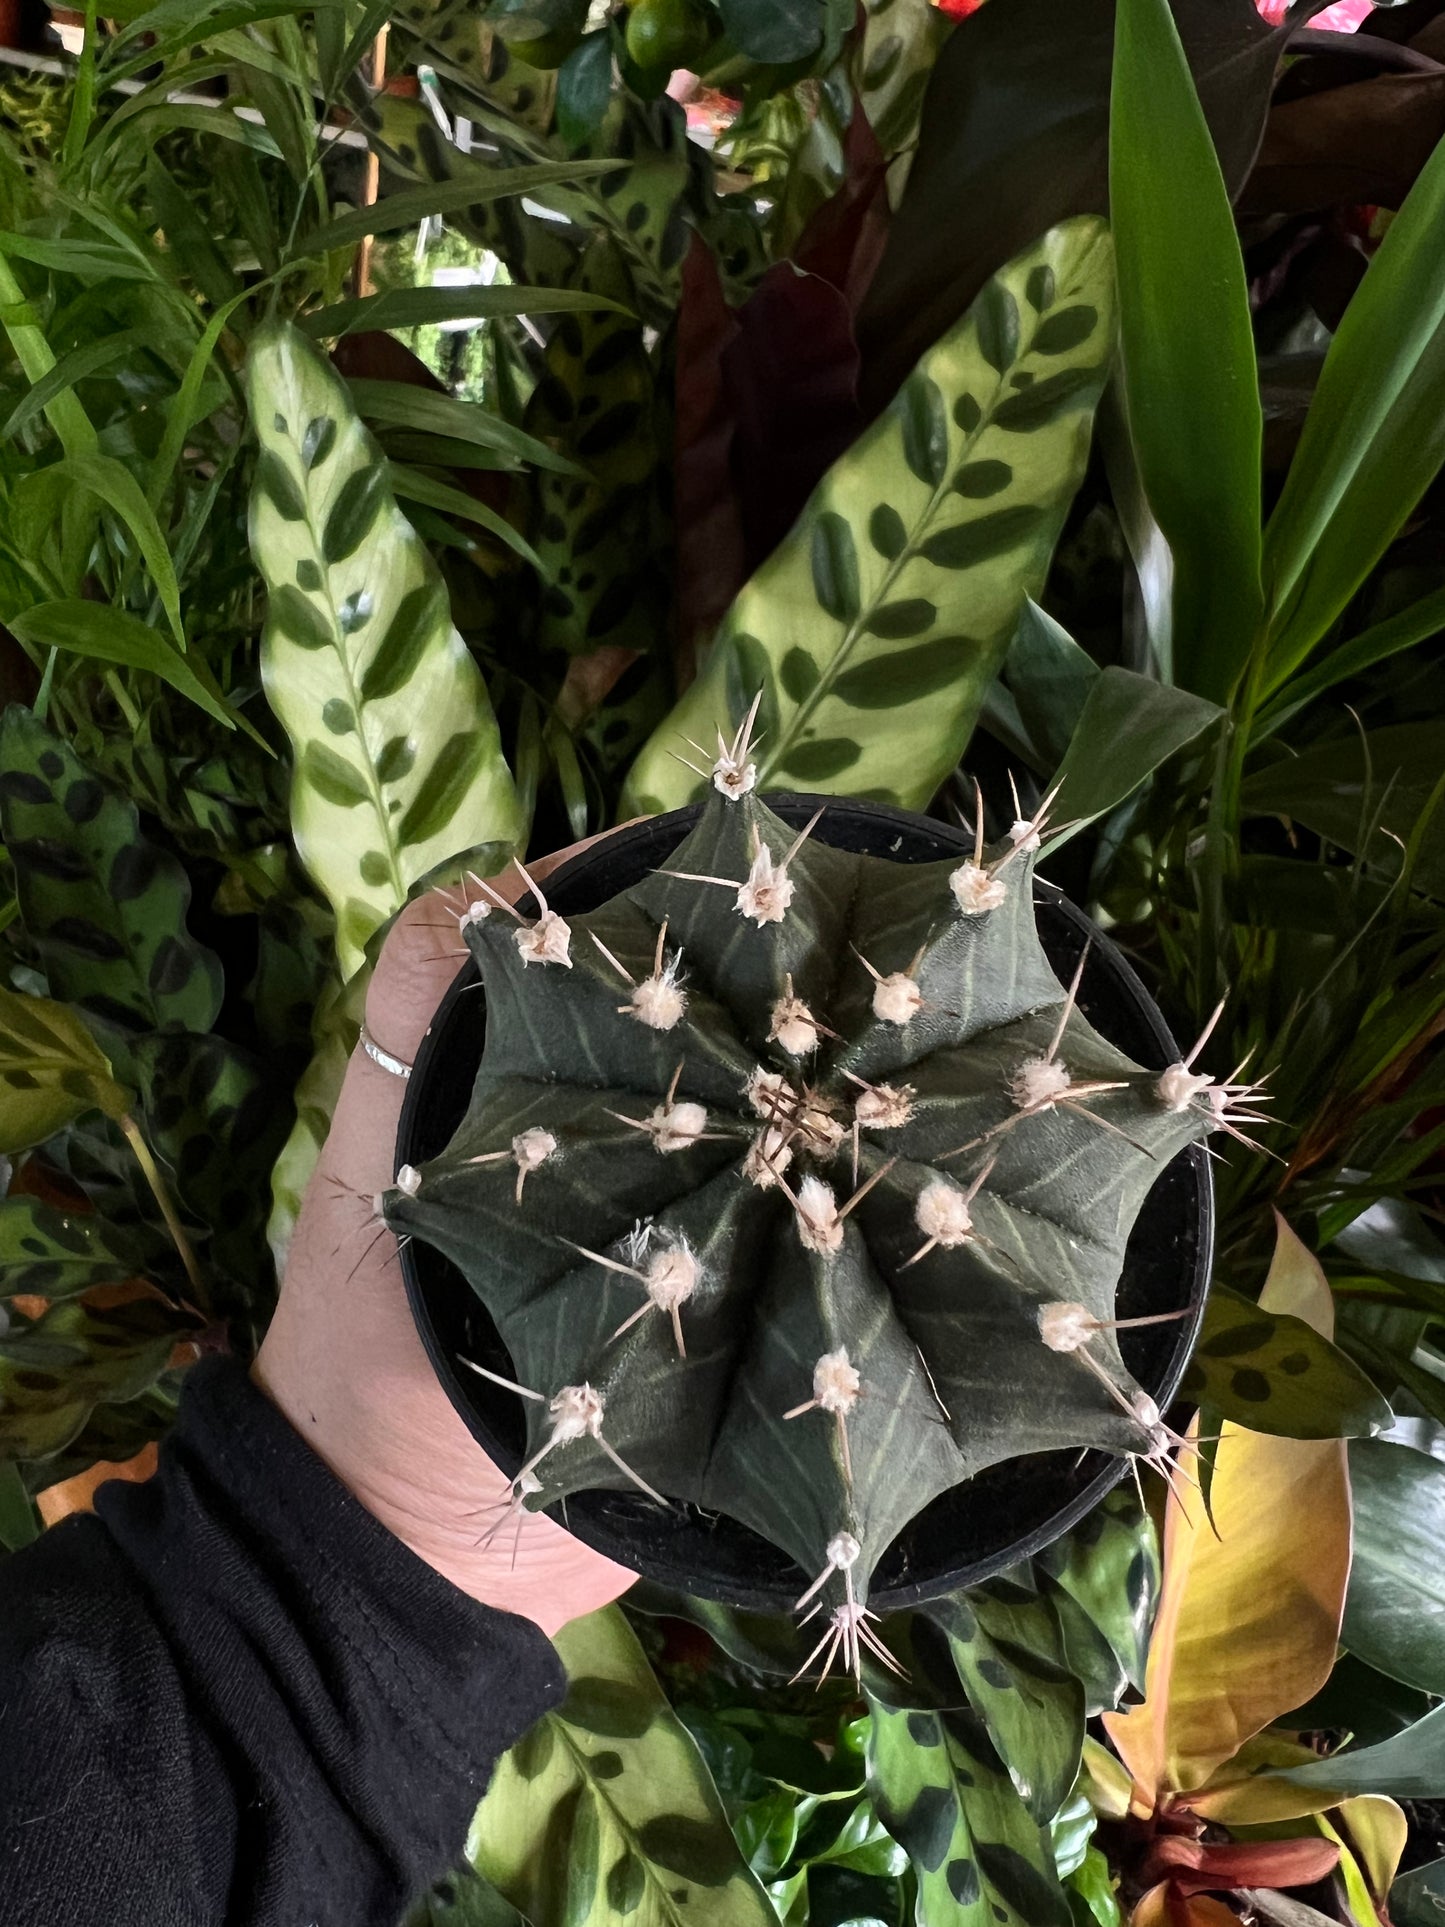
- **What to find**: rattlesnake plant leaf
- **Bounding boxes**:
[0,1294,193,1463]
[469,1604,775,1927]
[389,786,1215,1611]
[1034,1486,1159,1711]
[621,218,1114,817]
[924,1573,1084,1823]
[0,707,223,1034]
[867,1686,1072,1927]
[245,320,525,976]
[1179,1283,1391,1440]
[0,985,129,1156]
[0,1196,152,1301]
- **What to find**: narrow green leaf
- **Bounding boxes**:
[1262,132,1445,682]
[0,329,149,444]
[1253,585,1445,740]
[1110,0,1263,700]
[300,161,622,258]
[389,466,545,572]
[301,284,630,340]
[348,379,585,478]
[9,600,246,736]
[20,453,183,645]
[0,1460,39,1551]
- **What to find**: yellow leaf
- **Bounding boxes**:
[1334,1796,1407,1902]
[1103,1214,1351,1801]
[1189,1734,1342,1826]
[1133,1882,1241,1927]
[1081,1734,1136,1819]
[0,983,129,1154]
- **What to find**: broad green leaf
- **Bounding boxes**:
[9,599,249,736]
[1242,722,1445,900]
[1252,585,1445,740]
[1393,1856,1445,1927]
[300,161,622,257]
[1104,1218,1350,1800]
[717,0,823,62]
[1065,1844,1122,1927]
[469,1605,775,1927]
[0,1196,149,1300]
[1110,0,1262,702]
[867,1693,1071,1927]
[0,1294,190,1462]
[556,33,613,149]
[622,218,1115,816]
[1277,1702,1445,1802]
[245,320,524,975]
[1047,668,1221,839]
[301,283,629,339]
[1262,131,1445,684]
[0,707,224,1034]
[1177,1283,1392,1440]
[1003,599,1100,770]
[924,1578,1085,1823]
[0,984,129,1155]
[407,1865,524,1927]
[1341,1437,1445,1697]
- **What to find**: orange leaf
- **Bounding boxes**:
[1104,1215,1351,1800]
[1133,1882,1242,1927]
[37,1442,158,1526]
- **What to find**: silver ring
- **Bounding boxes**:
[359,1022,412,1079]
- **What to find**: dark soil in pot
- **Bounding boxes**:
[397,794,1213,1613]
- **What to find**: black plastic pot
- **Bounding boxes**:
[397,794,1213,1612]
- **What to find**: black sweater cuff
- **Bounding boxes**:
[0,1356,565,1927]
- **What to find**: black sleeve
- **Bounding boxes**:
[0,1357,566,1927]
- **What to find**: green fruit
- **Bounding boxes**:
[624,0,711,72]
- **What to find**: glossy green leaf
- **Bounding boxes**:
[301,283,629,340]
[469,1605,775,1927]
[556,33,613,149]
[9,599,248,736]
[1392,1856,1445,1927]
[1064,1844,1122,1927]
[0,707,223,1033]
[1262,130,1445,685]
[0,1196,149,1301]
[0,985,129,1155]
[622,218,1115,815]
[0,1294,189,1462]
[1242,722,1445,899]
[245,320,524,975]
[1177,1284,1392,1440]
[717,0,823,63]
[1002,599,1100,770]
[867,1692,1071,1927]
[1110,0,1262,701]
[1034,1487,1159,1713]
[1342,1437,1445,1696]
[1278,1702,1445,1801]
[1047,668,1221,838]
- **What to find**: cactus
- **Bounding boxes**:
[386,717,1255,1674]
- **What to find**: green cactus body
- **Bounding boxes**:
[387,768,1216,1631]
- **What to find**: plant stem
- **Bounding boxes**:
[120,1114,212,1317]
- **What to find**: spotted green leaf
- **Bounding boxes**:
[867,1690,1071,1927]
[0,1294,191,1463]
[0,706,223,1034]
[246,320,525,975]
[1034,1488,1159,1714]
[469,1605,775,1927]
[0,985,129,1156]
[0,1195,150,1301]
[1178,1283,1392,1440]
[622,219,1114,816]
[924,1575,1084,1823]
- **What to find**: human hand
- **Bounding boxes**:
[253,840,634,1635]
